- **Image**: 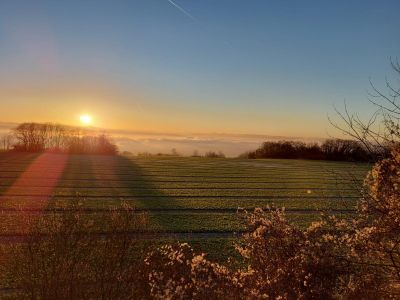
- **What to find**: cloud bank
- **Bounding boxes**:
[0,122,325,157]
[111,130,325,157]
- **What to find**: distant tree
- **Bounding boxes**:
[242,139,371,161]
[321,139,369,161]
[171,148,180,156]
[137,152,153,157]
[0,134,14,151]
[11,122,118,155]
[191,150,201,157]
[253,141,299,159]
[205,151,225,158]
[14,123,47,152]
[96,134,118,155]
[238,151,251,159]
[66,134,118,155]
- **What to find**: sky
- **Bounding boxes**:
[0,0,399,142]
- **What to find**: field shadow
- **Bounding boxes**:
[111,155,181,232]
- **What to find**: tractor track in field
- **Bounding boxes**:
[0,231,239,244]
[0,186,359,190]
[0,195,359,199]
[0,208,356,214]
[0,179,362,184]
[0,173,364,179]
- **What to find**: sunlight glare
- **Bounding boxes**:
[80,114,92,125]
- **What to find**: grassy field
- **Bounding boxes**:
[0,152,370,234]
[0,151,373,281]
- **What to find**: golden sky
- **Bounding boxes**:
[0,1,397,139]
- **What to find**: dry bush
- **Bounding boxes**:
[357,146,400,282]
[10,201,153,299]
[145,243,240,299]
[145,209,391,299]
[236,209,391,299]
[143,216,393,299]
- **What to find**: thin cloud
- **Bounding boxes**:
[167,0,196,21]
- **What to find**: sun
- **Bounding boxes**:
[80,114,92,125]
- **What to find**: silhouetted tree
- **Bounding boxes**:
[321,139,369,161]
[0,134,14,151]
[329,59,400,158]
[205,151,225,158]
[242,139,371,161]
[191,150,201,157]
[171,148,180,156]
[11,123,118,155]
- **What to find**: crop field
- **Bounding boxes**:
[0,152,371,235]
[0,151,373,277]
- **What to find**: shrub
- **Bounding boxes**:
[10,200,152,299]
[145,243,239,299]
[146,206,394,299]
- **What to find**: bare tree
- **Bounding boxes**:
[329,59,400,157]
[0,134,14,151]
[12,122,118,154]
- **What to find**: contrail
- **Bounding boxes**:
[167,0,196,21]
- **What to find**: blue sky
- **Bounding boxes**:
[0,0,399,138]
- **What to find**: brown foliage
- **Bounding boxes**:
[10,201,152,299]
[145,243,239,299]
[358,147,400,281]
[145,209,392,299]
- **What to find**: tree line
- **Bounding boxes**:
[240,139,375,161]
[1,122,118,155]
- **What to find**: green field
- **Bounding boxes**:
[0,152,370,235]
[0,151,373,275]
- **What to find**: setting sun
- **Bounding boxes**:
[80,114,92,125]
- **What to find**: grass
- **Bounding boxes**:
[0,154,370,292]
[0,152,369,242]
